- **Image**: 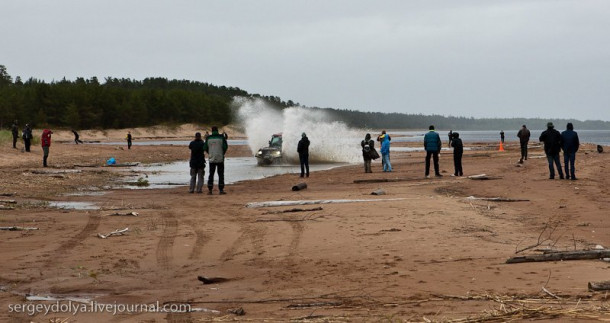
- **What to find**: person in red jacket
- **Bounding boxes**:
[41,129,53,167]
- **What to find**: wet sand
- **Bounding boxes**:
[1,127,610,322]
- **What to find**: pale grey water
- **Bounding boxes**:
[127,157,348,189]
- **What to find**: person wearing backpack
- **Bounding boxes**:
[361,133,376,173]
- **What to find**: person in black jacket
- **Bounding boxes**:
[22,123,33,152]
[450,132,463,176]
[188,132,206,193]
[561,122,580,180]
[11,120,19,149]
[361,133,375,173]
[297,132,310,178]
[539,122,564,179]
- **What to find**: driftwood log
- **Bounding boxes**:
[292,182,307,191]
[588,281,610,291]
[0,192,16,197]
[354,178,408,184]
[0,226,39,231]
[246,198,408,208]
[506,250,610,264]
[371,189,386,195]
[107,211,139,217]
[97,227,129,239]
[467,196,530,202]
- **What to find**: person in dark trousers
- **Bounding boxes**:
[204,126,228,194]
[22,123,33,152]
[500,130,505,143]
[377,130,391,168]
[561,122,580,180]
[361,133,375,173]
[11,120,19,148]
[72,130,83,144]
[517,124,531,163]
[539,122,564,179]
[188,132,206,193]
[424,125,442,178]
[297,132,310,177]
[450,132,463,176]
[126,131,132,149]
[41,129,53,167]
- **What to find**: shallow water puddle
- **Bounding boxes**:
[48,201,100,210]
[123,157,349,189]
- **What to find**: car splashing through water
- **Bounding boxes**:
[255,133,283,166]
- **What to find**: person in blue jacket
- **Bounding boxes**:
[380,133,392,172]
[424,125,442,178]
[561,122,580,180]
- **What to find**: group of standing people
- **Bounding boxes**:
[539,122,580,180]
[188,126,229,194]
[10,120,52,167]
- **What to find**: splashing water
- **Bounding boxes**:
[234,98,361,163]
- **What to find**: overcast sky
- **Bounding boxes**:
[3,0,610,121]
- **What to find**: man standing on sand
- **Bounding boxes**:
[361,133,376,173]
[424,125,442,178]
[126,131,132,149]
[204,126,228,195]
[561,122,580,180]
[380,132,392,172]
[188,132,206,193]
[450,132,463,176]
[11,120,18,149]
[500,130,505,144]
[41,129,52,167]
[23,123,32,152]
[297,132,310,178]
[539,122,564,179]
[517,124,531,163]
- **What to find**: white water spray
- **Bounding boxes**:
[234,97,361,163]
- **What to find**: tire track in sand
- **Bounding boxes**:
[188,228,210,260]
[219,223,266,262]
[45,215,100,267]
[156,212,178,269]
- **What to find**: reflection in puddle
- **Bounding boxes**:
[126,157,350,189]
[48,201,100,210]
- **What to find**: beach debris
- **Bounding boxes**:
[467,174,500,180]
[246,198,408,208]
[262,207,323,215]
[588,281,610,291]
[467,196,529,202]
[371,189,386,195]
[0,192,16,197]
[97,227,129,239]
[190,307,221,314]
[287,301,342,308]
[598,145,604,153]
[291,182,307,191]
[227,307,245,315]
[0,226,39,231]
[107,211,139,217]
[0,206,15,210]
[354,178,408,184]
[197,276,229,284]
[0,200,17,204]
[31,169,82,174]
[506,249,610,264]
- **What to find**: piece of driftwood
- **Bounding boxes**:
[467,196,530,202]
[0,226,39,231]
[371,189,386,195]
[292,182,307,191]
[506,250,610,264]
[227,307,245,315]
[263,207,323,215]
[588,281,610,291]
[467,174,501,180]
[105,162,140,167]
[287,301,342,308]
[97,227,129,239]
[246,198,408,208]
[0,200,17,204]
[197,276,229,284]
[107,211,139,217]
[0,192,16,197]
[353,178,408,184]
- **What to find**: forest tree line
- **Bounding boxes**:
[1,65,609,131]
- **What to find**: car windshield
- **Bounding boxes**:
[270,136,282,147]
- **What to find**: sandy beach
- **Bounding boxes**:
[1,126,610,322]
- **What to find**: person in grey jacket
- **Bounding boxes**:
[204,126,228,194]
